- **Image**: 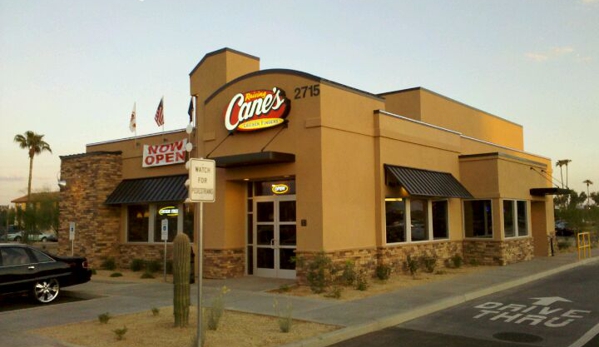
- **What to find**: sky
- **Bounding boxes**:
[0,0,598,206]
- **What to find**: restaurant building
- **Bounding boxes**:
[58,48,558,280]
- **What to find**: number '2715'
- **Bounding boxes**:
[294,84,320,99]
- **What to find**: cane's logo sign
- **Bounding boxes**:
[223,87,291,132]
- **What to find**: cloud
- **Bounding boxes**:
[525,46,577,62]
[582,0,599,4]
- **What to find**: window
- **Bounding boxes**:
[464,200,493,238]
[517,201,528,236]
[385,198,406,243]
[385,198,449,243]
[127,205,149,242]
[503,200,515,237]
[432,200,448,239]
[410,199,428,242]
[503,200,528,238]
[154,205,179,242]
[127,202,189,243]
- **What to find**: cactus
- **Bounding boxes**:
[173,233,191,327]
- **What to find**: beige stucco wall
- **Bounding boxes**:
[382,88,524,150]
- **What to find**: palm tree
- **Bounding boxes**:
[555,159,571,188]
[583,180,593,209]
[14,131,52,235]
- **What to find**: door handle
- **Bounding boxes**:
[28,266,35,270]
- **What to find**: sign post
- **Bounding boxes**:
[69,222,76,256]
[161,219,168,282]
[187,158,216,347]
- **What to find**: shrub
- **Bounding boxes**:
[305,252,333,294]
[151,307,160,316]
[206,286,229,330]
[375,263,392,281]
[141,271,155,279]
[451,254,463,268]
[146,259,162,273]
[339,260,357,286]
[421,255,437,273]
[273,299,293,333]
[130,259,145,272]
[325,285,343,299]
[110,272,123,277]
[113,326,127,341]
[101,257,117,271]
[355,270,369,291]
[98,312,111,324]
[406,255,419,277]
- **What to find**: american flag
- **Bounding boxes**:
[129,102,137,133]
[154,97,164,127]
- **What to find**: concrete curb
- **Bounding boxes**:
[282,256,599,347]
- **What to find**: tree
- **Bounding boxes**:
[14,131,52,241]
[555,159,571,188]
[583,180,593,209]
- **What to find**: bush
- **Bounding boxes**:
[151,307,160,316]
[451,254,463,268]
[339,260,356,286]
[146,259,162,273]
[406,255,419,277]
[355,270,369,291]
[101,257,117,271]
[273,299,293,333]
[113,326,127,341]
[206,286,229,330]
[421,255,437,273]
[305,252,333,294]
[141,271,155,279]
[325,285,343,299]
[110,272,123,277]
[98,312,111,324]
[130,259,145,272]
[375,263,392,281]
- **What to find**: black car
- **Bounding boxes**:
[0,244,92,303]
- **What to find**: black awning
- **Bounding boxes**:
[212,151,295,168]
[530,187,571,196]
[105,175,188,205]
[385,165,473,199]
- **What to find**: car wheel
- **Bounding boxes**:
[33,278,60,303]
[14,236,22,242]
[41,237,47,242]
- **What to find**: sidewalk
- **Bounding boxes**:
[1,251,597,347]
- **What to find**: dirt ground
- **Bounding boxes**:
[32,265,490,346]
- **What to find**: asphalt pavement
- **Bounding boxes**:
[0,251,597,347]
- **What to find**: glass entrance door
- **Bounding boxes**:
[253,195,296,279]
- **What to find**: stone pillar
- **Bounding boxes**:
[58,151,122,268]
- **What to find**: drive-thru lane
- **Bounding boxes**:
[335,260,599,347]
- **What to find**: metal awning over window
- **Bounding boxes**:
[105,175,188,205]
[385,164,473,199]
[530,187,571,196]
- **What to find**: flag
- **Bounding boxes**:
[187,97,194,124]
[129,103,137,133]
[154,97,164,127]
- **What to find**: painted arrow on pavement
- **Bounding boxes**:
[530,297,572,306]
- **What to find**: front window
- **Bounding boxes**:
[127,203,189,243]
[410,199,428,242]
[503,200,528,238]
[432,200,448,239]
[154,205,179,242]
[385,198,406,243]
[385,198,449,243]
[464,200,493,238]
[127,205,149,242]
[503,200,515,237]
